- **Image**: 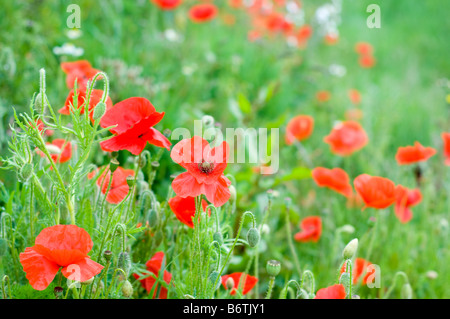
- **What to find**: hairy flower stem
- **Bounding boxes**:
[29,183,34,242]
[285,204,302,278]
[384,271,409,299]
[265,276,275,299]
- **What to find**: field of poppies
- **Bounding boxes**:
[0,0,449,300]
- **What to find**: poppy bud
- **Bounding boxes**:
[153,230,163,247]
[261,224,270,235]
[103,250,113,262]
[226,277,235,290]
[117,252,131,278]
[138,156,147,169]
[213,231,223,245]
[93,102,106,121]
[35,92,48,114]
[121,280,133,298]
[208,271,221,290]
[342,238,358,260]
[184,294,195,299]
[401,283,412,299]
[297,288,309,299]
[247,228,260,248]
[266,260,281,277]
[126,176,135,187]
[147,208,159,228]
[0,238,7,256]
[109,159,119,173]
[81,277,94,285]
[54,286,64,299]
[92,281,104,295]
[352,294,361,299]
[202,115,215,128]
[229,185,237,203]
[19,163,33,182]
[426,271,438,280]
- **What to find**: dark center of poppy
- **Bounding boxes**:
[198,161,214,174]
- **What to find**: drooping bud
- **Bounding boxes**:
[297,288,309,299]
[103,250,113,262]
[266,260,281,277]
[401,283,413,299]
[121,280,133,298]
[19,163,33,182]
[226,277,235,290]
[117,252,131,278]
[229,185,237,203]
[147,208,159,228]
[247,228,260,248]
[92,101,106,121]
[54,286,64,299]
[81,277,94,285]
[343,238,358,260]
[109,159,119,173]
[208,271,221,290]
[213,231,223,246]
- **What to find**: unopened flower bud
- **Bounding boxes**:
[121,280,133,298]
[202,115,215,128]
[247,228,260,248]
[117,252,131,278]
[92,101,106,121]
[213,232,223,245]
[184,294,195,299]
[343,238,358,260]
[81,277,94,285]
[297,288,309,299]
[54,286,64,299]
[352,294,360,299]
[208,271,221,290]
[426,270,438,280]
[226,277,235,290]
[401,283,412,299]
[35,92,48,114]
[229,185,236,203]
[103,250,113,262]
[109,159,119,173]
[148,209,159,228]
[266,260,281,277]
[19,163,33,182]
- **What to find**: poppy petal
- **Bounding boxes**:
[61,257,104,282]
[19,247,60,291]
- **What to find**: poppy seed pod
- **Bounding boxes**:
[266,260,281,277]
[92,101,106,121]
[19,163,33,182]
[121,280,133,298]
[117,252,131,277]
[343,238,358,260]
[53,286,64,299]
[247,228,260,248]
[126,176,135,187]
[401,283,413,299]
[213,231,223,245]
[103,250,113,262]
[109,158,120,173]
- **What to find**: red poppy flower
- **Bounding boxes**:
[189,3,218,23]
[354,42,373,55]
[170,136,231,207]
[294,216,322,242]
[221,272,258,295]
[314,284,346,299]
[248,29,262,42]
[88,166,135,204]
[395,141,437,165]
[316,90,331,102]
[323,121,368,156]
[33,119,54,136]
[340,258,375,285]
[19,225,103,291]
[285,115,314,145]
[348,89,361,105]
[394,185,422,223]
[61,60,100,90]
[59,89,113,122]
[168,195,208,228]
[354,174,398,210]
[312,167,353,198]
[265,12,293,35]
[134,252,172,299]
[100,97,171,155]
[36,139,72,164]
[151,0,182,10]
[324,33,339,45]
[294,24,313,47]
[359,55,376,68]
[442,133,450,166]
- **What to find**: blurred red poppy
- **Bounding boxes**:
[340,258,375,285]
[221,272,258,295]
[168,195,209,228]
[324,121,368,156]
[354,42,373,55]
[395,141,437,165]
[316,90,331,102]
[359,55,376,68]
[294,216,322,242]
[443,133,450,165]
[61,60,100,90]
[33,119,54,136]
[265,12,293,35]
[59,89,113,122]
[189,3,218,23]
[100,97,171,155]
[88,166,135,204]
[324,33,339,45]
[170,136,231,207]
[36,139,72,164]
[151,0,182,10]
[312,167,353,198]
[134,252,172,299]
[348,89,361,105]
[19,225,103,291]
[293,24,313,47]
[394,185,422,223]
[314,284,346,299]
[285,115,314,145]
[354,174,398,210]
